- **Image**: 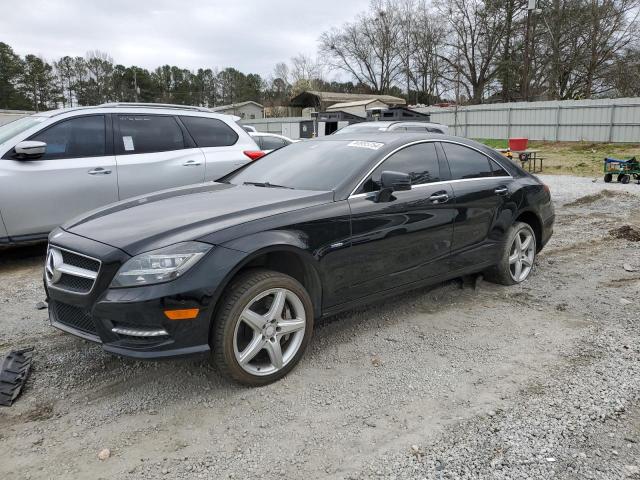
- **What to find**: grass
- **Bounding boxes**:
[475,139,640,177]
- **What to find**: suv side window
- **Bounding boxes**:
[358,142,441,193]
[441,143,493,180]
[117,115,185,154]
[180,116,238,147]
[21,115,106,160]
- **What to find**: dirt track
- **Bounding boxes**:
[0,175,639,479]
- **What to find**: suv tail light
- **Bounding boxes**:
[243,150,266,161]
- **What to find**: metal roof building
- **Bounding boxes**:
[289,91,406,112]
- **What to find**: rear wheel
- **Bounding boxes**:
[212,269,313,386]
[485,222,537,286]
[621,174,631,184]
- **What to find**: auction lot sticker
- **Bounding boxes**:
[347,141,384,150]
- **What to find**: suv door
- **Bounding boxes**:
[347,142,455,299]
[179,116,249,181]
[439,141,513,270]
[114,114,205,198]
[0,114,118,239]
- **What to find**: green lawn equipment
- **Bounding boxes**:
[603,157,640,184]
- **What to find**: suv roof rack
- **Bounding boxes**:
[99,102,213,112]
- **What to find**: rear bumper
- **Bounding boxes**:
[540,213,554,250]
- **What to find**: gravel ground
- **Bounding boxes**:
[0,174,639,479]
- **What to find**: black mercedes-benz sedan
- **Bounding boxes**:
[44,133,554,385]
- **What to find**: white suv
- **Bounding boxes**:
[0,103,262,245]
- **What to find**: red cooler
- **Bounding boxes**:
[509,138,528,151]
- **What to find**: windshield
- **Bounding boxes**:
[227,140,382,191]
[0,116,47,145]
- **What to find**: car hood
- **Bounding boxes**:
[63,182,334,255]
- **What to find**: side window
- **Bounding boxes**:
[181,116,238,147]
[117,115,184,154]
[359,142,440,193]
[261,136,286,150]
[27,115,106,159]
[441,143,493,180]
[252,136,263,149]
[490,158,510,177]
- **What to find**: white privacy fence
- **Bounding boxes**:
[414,97,640,143]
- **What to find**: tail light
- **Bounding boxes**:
[243,150,266,161]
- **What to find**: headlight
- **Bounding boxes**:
[111,242,212,288]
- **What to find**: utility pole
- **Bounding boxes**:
[522,0,542,101]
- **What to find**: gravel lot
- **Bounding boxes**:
[0,174,639,480]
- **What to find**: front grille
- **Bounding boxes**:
[57,274,95,293]
[60,250,100,272]
[51,301,98,335]
[46,246,101,294]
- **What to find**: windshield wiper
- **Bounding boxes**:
[243,181,293,189]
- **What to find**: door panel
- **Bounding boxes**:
[0,114,118,238]
[0,156,118,237]
[115,149,206,199]
[439,141,512,270]
[114,114,205,198]
[200,146,249,181]
[450,178,509,257]
[347,184,456,300]
[178,115,250,181]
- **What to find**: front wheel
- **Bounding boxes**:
[212,269,313,386]
[621,174,631,184]
[485,222,537,286]
[604,173,612,183]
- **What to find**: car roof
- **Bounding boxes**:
[35,104,239,121]
[340,121,445,128]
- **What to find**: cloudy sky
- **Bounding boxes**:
[1,0,370,77]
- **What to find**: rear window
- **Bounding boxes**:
[181,116,238,147]
[117,115,185,154]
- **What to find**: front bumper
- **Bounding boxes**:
[45,229,245,360]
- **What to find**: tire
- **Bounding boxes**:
[604,173,612,183]
[621,174,631,184]
[211,269,314,386]
[617,174,623,183]
[485,222,537,286]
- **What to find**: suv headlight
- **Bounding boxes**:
[111,242,212,288]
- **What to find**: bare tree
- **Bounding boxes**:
[319,0,405,93]
[436,0,508,103]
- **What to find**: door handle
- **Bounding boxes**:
[88,167,112,175]
[494,186,509,195]
[182,160,202,167]
[429,192,449,204]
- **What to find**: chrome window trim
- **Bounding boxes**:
[348,138,513,199]
[45,245,102,296]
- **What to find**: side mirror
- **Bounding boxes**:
[373,171,412,203]
[380,171,412,191]
[14,141,46,159]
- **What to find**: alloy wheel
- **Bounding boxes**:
[508,229,535,282]
[233,288,306,376]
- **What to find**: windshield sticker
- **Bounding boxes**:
[122,136,134,151]
[347,141,384,150]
